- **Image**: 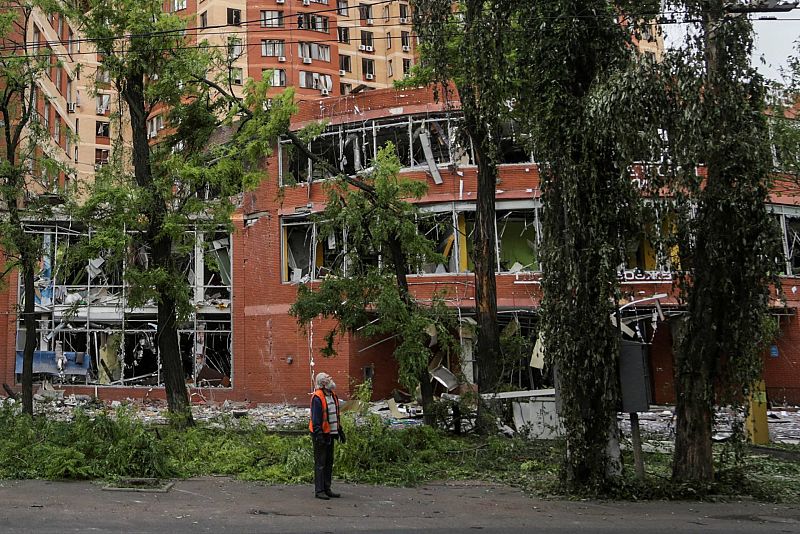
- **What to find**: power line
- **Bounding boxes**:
[0,9,796,61]
[0,6,704,54]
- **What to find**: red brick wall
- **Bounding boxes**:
[764,308,800,405]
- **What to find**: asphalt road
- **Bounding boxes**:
[0,478,798,533]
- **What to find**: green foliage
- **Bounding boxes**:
[509,1,654,491]
[290,145,458,393]
[0,405,171,480]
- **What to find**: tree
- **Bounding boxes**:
[0,0,72,415]
[412,0,514,393]
[290,145,458,425]
[511,1,652,490]
[73,0,295,426]
[657,0,782,484]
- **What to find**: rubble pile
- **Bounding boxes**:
[618,406,800,445]
[3,391,798,444]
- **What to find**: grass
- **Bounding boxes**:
[0,403,797,503]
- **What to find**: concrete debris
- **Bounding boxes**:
[618,406,800,444]
[3,389,798,443]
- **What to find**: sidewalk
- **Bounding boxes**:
[0,477,798,533]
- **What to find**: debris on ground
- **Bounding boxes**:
[1,390,798,443]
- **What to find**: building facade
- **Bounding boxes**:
[4,86,800,405]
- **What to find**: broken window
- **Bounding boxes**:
[15,222,233,388]
[309,130,342,180]
[282,217,347,282]
[784,215,800,275]
[498,120,534,164]
[279,139,311,185]
[496,210,540,272]
[412,118,452,168]
[374,118,412,168]
[458,212,477,273]
[416,212,458,274]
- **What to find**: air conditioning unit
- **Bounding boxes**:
[303,57,312,64]
[358,44,366,51]
[365,45,373,52]
[96,108,106,115]
[276,0,284,3]
[277,56,286,62]
[399,17,409,24]
[339,69,346,76]
[365,73,374,80]
[303,0,310,5]
[66,102,76,113]
[366,18,374,25]
[320,89,330,96]
[402,45,410,52]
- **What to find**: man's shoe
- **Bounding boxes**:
[325,490,341,498]
[315,492,330,500]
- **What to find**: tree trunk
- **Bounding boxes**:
[20,256,36,416]
[670,0,723,484]
[122,72,193,426]
[672,356,714,482]
[473,141,500,391]
[154,236,193,427]
[387,234,436,426]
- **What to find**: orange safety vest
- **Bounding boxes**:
[308,389,339,434]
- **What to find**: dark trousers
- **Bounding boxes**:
[313,436,335,494]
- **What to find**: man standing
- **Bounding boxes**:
[309,372,346,499]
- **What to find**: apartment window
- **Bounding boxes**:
[339,55,351,72]
[260,10,284,28]
[337,0,348,16]
[96,65,111,84]
[298,42,330,62]
[95,149,109,166]
[227,8,241,26]
[400,3,409,20]
[57,15,64,38]
[383,6,390,22]
[55,68,62,93]
[338,27,350,44]
[340,83,352,95]
[299,71,333,90]
[230,67,243,85]
[403,58,412,75]
[173,0,187,11]
[386,32,392,49]
[200,11,208,28]
[65,127,72,154]
[53,117,61,144]
[263,68,287,87]
[358,3,372,20]
[401,31,410,48]
[228,37,243,59]
[298,14,329,32]
[66,78,72,103]
[360,31,373,48]
[43,101,51,129]
[96,121,110,137]
[147,115,164,138]
[362,58,375,78]
[261,39,285,57]
[67,30,75,54]
[387,59,393,77]
[32,27,40,52]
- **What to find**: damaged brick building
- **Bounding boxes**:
[2,86,800,405]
